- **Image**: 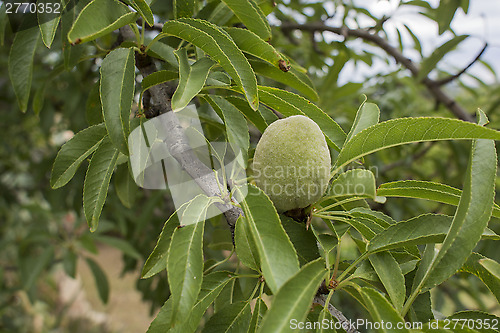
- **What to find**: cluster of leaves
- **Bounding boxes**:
[2,0,500,332]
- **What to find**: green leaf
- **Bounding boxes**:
[368,214,454,253]
[133,0,154,26]
[142,210,181,279]
[418,35,468,80]
[94,235,141,259]
[38,11,60,48]
[436,0,461,35]
[403,24,422,56]
[359,287,410,333]
[51,124,108,189]
[249,60,318,101]
[85,257,110,304]
[172,49,216,110]
[83,136,119,232]
[234,216,260,271]
[447,311,500,333]
[281,215,320,266]
[222,96,268,133]
[460,253,500,303]
[334,117,500,172]
[167,220,205,326]
[0,4,7,46]
[174,0,195,19]
[8,26,39,112]
[86,81,104,125]
[203,301,252,333]
[148,271,234,333]
[239,185,299,294]
[412,131,497,294]
[258,259,326,333]
[224,27,287,69]
[162,18,258,110]
[327,169,376,199]
[21,247,54,290]
[221,0,271,40]
[258,86,346,151]
[100,48,135,155]
[345,101,380,143]
[68,0,138,44]
[377,180,500,219]
[32,84,45,116]
[204,95,250,165]
[479,257,500,280]
[114,163,137,208]
[369,252,406,312]
[141,70,179,92]
[248,298,267,333]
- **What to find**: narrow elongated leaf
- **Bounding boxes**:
[85,257,110,304]
[142,210,181,279]
[281,216,320,266]
[224,27,287,69]
[248,298,267,333]
[0,4,6,46]
[114,164,137,208]
[479,258,500,280]
[142,70,178,92]
[436,0,461,35]
[100,48,135,155]
[369,252,406,312]
[377,180,500,218]
[222,0,271,40]
[368,214,454,253]
[360,287,410,333]
[327,169,376,198]
[249,60,318,101]
[413,132,497,293]
[345,101,380,142]
[38,11,60,48]
[172,49,215,110]
[447,311,500,333]
[8,26,39,112]
[83,136,119,231]
[258,259,326,333]
[174,0,195,18]
[204,95,249,165]
[162,18,258,110]
[133,0,154,26]
[239,185,299,294]
[86,81,104,125]
[167,220,205,326]
[68,0,138,44]
[51,124,107,188]
[223,96,268,133]
[234,216,260,271]
[418,35,468,80]
[94,235,141,259]
[258,87,346,151]
[334,117,500,172]
[21,247,54,290]
[203,301,252,333]
[148,272,234,333]
[460,253,500,302]
[403,24,422,56]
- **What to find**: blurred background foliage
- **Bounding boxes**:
[0,0,499,332]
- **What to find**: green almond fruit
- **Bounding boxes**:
[252,115,331,212]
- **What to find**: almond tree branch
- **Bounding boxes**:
[280,22,475,122]
[120,27,242,239]
[312,295,360,333]
[434,43,487,86]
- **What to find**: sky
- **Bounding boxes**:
[317,0,500,85]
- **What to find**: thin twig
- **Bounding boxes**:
[280,22,475,122]
[434,43,488,86]
[313,295,360,333]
